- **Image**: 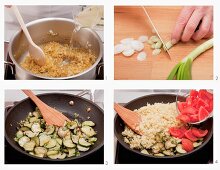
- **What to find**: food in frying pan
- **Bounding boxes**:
[14,107,97,159]
[20,41,97,78]
[121,100,209,156]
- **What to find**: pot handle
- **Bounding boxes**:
[4,61,16,75]
[96,62,104,78]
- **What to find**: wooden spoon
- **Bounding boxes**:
[12,5,46,66]
[114,103,143,135]
[22,90,70,126]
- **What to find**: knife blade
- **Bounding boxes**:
[141,6,172,60]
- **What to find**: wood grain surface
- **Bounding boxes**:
[114,6,213,80]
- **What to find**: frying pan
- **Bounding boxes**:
[5,93,104,161]
[114,94,213,160]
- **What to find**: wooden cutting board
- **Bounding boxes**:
[114,6,213,80]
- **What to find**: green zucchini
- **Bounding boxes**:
[77,145,89,152]
[81,126,96,137]
[78,138,91,147]
[63,139,76,148]
[18,136,30,147]
[23,141,36,151]
[82,121,95,127]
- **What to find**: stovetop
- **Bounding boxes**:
[115,138,213,164]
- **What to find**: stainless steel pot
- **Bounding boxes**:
[6,18,103,80]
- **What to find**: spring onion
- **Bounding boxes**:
[167,38,213,80]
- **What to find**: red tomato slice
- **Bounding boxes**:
[181,106,198,115]
[189,114,199,123]
[186,96,194,106]
[196,98,209,109]
[178,102,187,112]
[184,129,198,142]
[198,106,209,121]
[169,127,185,138]
[207,100,213,112]
[198,90,210,102]
[176,114,191,123]
[182,138,194,152]
[205,91,213,100]
[191,127,208,138]
[190,90,198,97]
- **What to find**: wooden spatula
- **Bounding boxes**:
[22,90,70,126]
[114,103,143,135]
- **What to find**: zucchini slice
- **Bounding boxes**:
[57,153,67,159]
[58,127,69,138]
[79,138,91,147]
[71,135,79,144]
[49,143,60,151]
[29,117,38,123]
[67,148,76,157]
[19,127,30,132]
[39,134,51,146]
[77,145,90,152]
[24,130,36,138]
[176,144,187,154]
[16,130,23,139]
[44,139,57,149]
[18,136,30,147]
[47,150,59,156]
[45,125,55,135]
[193,141,203,148]
[24,122,33,128]
[88,137,97,143]
[63,139,76,148]
[56,138,62,145]
[31,123,41,133]
[82,121,95,127]
[23,141,36,151]
[66,121,78,129]
[81,126,96,137]
[34,147,47,155]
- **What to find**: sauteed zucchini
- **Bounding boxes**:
[14,108,97,159]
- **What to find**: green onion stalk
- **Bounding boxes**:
[167,38,213,80]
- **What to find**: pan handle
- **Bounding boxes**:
[96,62,104,78]
[4,61,16,76]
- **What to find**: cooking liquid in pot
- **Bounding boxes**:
[20,41,97,78]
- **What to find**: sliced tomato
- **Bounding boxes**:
[196,98,209,109]
[181,106,198,115]
[198,106,209,121]
[198,90,210,102]
[207,100,213,112]
[205,91,213,100]
[191,127,208,138]
[189,114,199,123]
[176,114,191,123]
[186,96,194,106]
[182,138,194,152]
[179,126,189,134]
[184,129,198,142]
[190,90,198,97]
[178,102,187,112]
[169,127,185,138]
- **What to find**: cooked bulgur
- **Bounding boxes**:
[122,102,183,151]
[21,41,97,78]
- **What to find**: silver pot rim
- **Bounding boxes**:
[8,17,103,80]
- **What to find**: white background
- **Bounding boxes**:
[1,0,220,169]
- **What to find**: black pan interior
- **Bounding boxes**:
[5,93,104,161]
[114,94,213,159]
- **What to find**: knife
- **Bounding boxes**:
[141,6,172,60]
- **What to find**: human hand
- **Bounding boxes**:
[171,6,213,44]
